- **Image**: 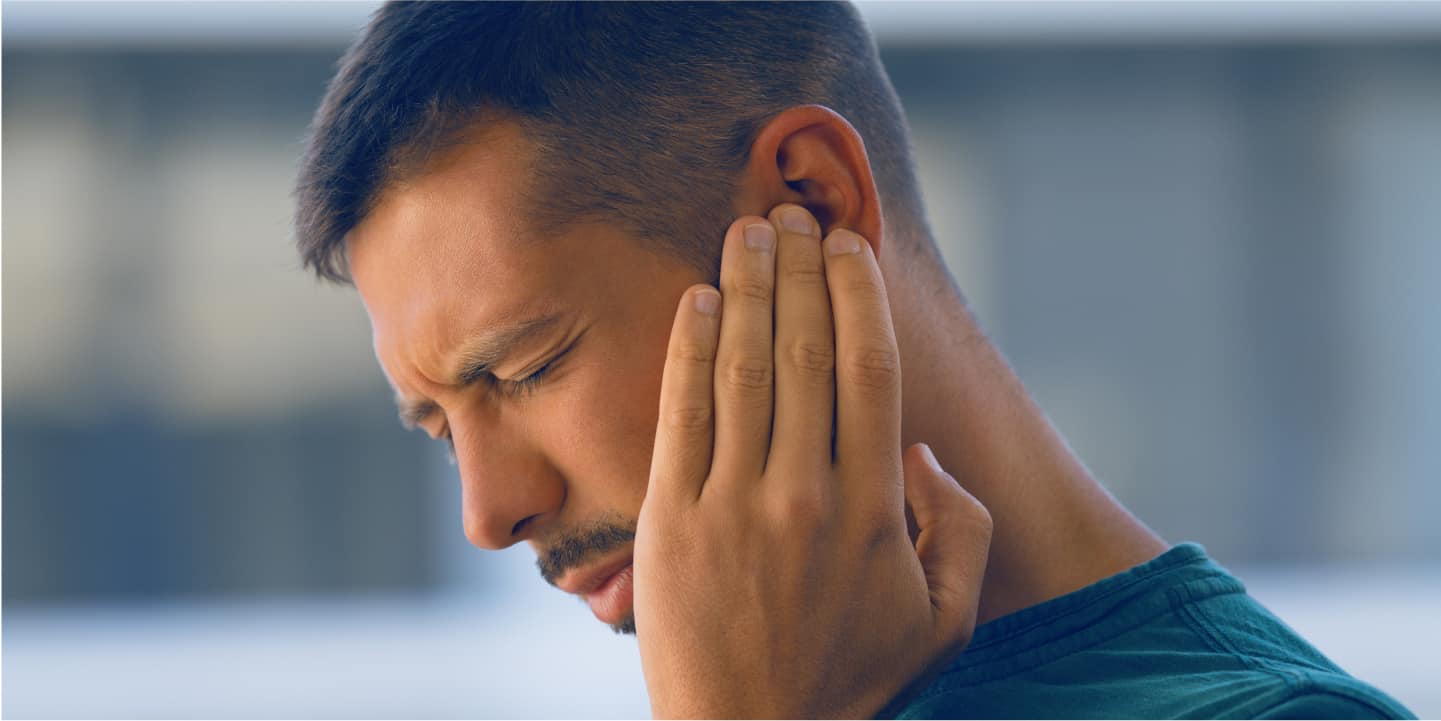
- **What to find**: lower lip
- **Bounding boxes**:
[584,562,634,626]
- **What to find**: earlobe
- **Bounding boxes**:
[739,104,885,258]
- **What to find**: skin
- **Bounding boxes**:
[636,207,993,717]
[348,105,1166,715]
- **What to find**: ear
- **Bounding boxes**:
[734,104,886,259]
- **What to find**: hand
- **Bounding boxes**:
[634,204,993,718]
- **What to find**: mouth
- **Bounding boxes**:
[555,553,635,626]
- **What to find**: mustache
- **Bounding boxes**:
[536,518,637,588]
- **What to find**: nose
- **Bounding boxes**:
[452,419,563,550]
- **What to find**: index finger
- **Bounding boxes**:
[822,228,902,489]
[648,285,723,506]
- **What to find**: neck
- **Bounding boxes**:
[885,252,1167,624]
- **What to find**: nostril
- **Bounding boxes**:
[511,515,537,538]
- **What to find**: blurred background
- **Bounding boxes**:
[4,1,1439,717]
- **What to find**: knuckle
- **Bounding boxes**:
[732,277,774,305]
[841,345,901,390]
[664,405,712,433]
[781,257,827,288]
[669,341,714,365]
[787,338,836,378]
[722,356,773,392]
[967,500,995,540]
[765,486,832,532]
[841,273,883,298]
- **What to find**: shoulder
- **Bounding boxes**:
[1254,678,1417,720]
[885,545,1416,720]
[889,669,1417,720]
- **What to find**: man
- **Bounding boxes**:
[294,2,1414,718]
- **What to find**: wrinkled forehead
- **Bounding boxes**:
[344,135,559,375]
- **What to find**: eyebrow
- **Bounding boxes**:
[395,311,565,429]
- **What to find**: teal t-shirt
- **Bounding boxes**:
[887,544,1415,719]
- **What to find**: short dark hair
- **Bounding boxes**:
[295,1,932,284]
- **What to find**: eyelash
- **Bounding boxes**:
[491,357,557,399]
[439,334,581,461]
[439,361,552,464]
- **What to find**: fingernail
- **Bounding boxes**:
[744,223,775,251]
[694,288,720,315]
[781,206,813,235]
[825,229,862,256]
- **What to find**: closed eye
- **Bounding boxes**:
[492,357,557,398]
[489,330,583,400]
[436,359,550,463]
[438,329,586,464]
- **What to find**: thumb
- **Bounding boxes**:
[902,442,993,648]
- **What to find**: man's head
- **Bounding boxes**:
[295,1,938,634]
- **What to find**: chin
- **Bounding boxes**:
[611,613,637,636]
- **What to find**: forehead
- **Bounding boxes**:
[350,120,536,282]
[345,122,560,378]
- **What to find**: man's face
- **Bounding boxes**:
[347,123,708,633]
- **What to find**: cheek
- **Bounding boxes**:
[541,332,670,512]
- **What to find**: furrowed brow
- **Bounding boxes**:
[453,312,563,385]
[391,311,564,430]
